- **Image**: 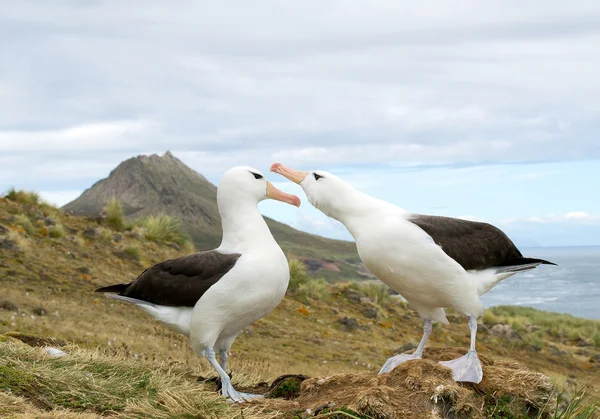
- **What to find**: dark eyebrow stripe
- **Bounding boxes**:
[250,171,263,179]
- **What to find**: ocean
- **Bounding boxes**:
[480,246,600,320]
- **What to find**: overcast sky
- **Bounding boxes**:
[1,1,599,246]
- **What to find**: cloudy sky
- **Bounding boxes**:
[1,1,599,246]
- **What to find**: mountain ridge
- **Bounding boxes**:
[62,151,364,280]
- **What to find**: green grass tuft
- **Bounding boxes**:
[104,198,126,232]
[140,214,189,245]
[12,214,35,235]
[356,282,391,306]
[49,224,65,238]
[288,257,309,291]
[296,278,330,304]
[4,188,40,206]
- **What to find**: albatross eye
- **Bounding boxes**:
[313,173,324,180]
[250,172,263,180]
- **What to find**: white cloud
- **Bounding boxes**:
[39,190,83,207]
[498,212,600,225]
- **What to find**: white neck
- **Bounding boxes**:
[323,189,403,241]
[218,201,276,252]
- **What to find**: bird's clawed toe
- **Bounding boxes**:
[378,352,422,374]
[439,350,483,383]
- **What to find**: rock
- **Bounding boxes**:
[364,307,378,319]
[45,347,67,357]
[590,354,600,363]
[337,316,359,332]
[330,308,339,315]
[76,267,92,275]
[395,342,417,353]
[0,224,8,234]
[113,233,123,242]
[0,236,17,250]
[342,288,361,303]
[82,227,99,239]
[44,217,56,226]
[359,297,373,305]
[477,323,490,334]
[490,324,521,341]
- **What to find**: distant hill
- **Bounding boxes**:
[62,151,364,280]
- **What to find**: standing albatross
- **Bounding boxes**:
[271,163,555,383]
[95,166,300,402]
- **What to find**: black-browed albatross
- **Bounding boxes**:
[271,162,555,384]
[96,166,300,402]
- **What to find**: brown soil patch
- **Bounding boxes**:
[253,347,554,419]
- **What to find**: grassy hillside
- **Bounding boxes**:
[1,194,599,418]
[60,152,362,280]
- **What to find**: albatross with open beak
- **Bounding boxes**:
[271,162,555,383]
[96,166,300,402]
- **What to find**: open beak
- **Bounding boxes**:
[266,181,301,207]
[270,162,308,184]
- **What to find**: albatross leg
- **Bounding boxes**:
[205,348,263,402]
[438,316,483,383]
[378,320,432,374]
[218,349,228,371]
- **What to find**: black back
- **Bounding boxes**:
[96,250,241,307]
[408,214,525,271]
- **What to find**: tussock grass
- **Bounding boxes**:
[98,227,114,243]
[104,198,126,232]
[288,257,309,291]
[181,240,196,255]
[4,188,40,206]
[139,214,189,246]
[48,224,65,238]
[6,230,31,252]
[354,282,391,306]
[0,340,266,418]
[117,245,142,262]
[12,214,35,235]
[485,306,600,348]
[296,278,330,304]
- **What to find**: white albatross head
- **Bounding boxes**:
[270,162,357,221]
[217,166,301,212]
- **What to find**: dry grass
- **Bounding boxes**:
[0,339,268,419]
[0,196,599,418]
[288,257,309,291]
[12,214,35,235]
[5,230,31,252]
[104,198,126,232]
[139,214,190,246]
[48,224,65,238]
[4,188,40,206]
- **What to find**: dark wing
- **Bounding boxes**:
[96,250,241,307]
[408,214,531,271]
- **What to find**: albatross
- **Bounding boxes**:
[95,166,300,402]
[271,162,555,383]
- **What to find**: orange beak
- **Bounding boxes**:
[266,181,301,207]
[270,162,309,184]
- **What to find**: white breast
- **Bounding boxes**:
[189,245,290,349]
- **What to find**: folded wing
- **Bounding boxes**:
[95,250,242,307]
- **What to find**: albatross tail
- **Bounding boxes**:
[474,257,557,296]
